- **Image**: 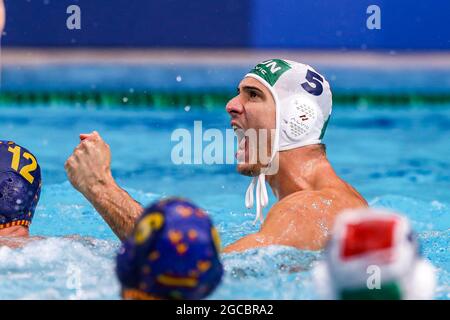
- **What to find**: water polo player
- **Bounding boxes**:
[65,59,367,252]
[116,198,223,300]
[313,208,436,299]
[0,141,42,239]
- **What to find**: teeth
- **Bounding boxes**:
[239,137,246,149]
[234,128,245,143]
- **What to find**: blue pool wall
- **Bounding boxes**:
[2,0,450,50]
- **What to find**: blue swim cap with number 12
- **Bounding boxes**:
[0,141,41,229]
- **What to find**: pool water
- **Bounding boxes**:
[0,105,449,299]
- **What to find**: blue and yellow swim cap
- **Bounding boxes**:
[116,198,223,300]
[0,141,41,230]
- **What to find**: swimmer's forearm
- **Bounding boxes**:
[84,179,143,241]
[0,236,45,249]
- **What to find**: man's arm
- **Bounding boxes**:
[81,178,143,241]
[65,131,143,241]
[222,232,274,253]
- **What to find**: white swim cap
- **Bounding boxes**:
[313,208,436,300]
[244,59,332,223]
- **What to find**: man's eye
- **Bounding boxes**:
[249,91,258,98]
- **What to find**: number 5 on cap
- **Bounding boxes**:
[301,70,324,96]
[7,146,38,184]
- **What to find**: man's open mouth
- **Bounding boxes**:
[232,124,248,162]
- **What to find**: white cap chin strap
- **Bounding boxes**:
[245,171,269,225]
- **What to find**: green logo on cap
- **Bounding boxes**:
[249,59,291,86]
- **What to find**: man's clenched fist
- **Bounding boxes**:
[65,131,113,198]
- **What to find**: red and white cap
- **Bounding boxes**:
[313,208,436,300]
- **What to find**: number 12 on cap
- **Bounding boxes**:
[7,146,38,184]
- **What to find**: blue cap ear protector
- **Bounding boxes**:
[116,198,224,300]
[313,208,436,300]
[0,141,42,230]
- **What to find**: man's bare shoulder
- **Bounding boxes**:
[267,187,366,222]
[281,184,366,208]
[261,189,367,250]
[270,189,334,215]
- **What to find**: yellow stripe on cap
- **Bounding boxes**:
[156,274,198,288]
[121,289,161,300]
[0,220,30,229]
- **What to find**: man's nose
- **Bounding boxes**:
[225,97,244,116]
